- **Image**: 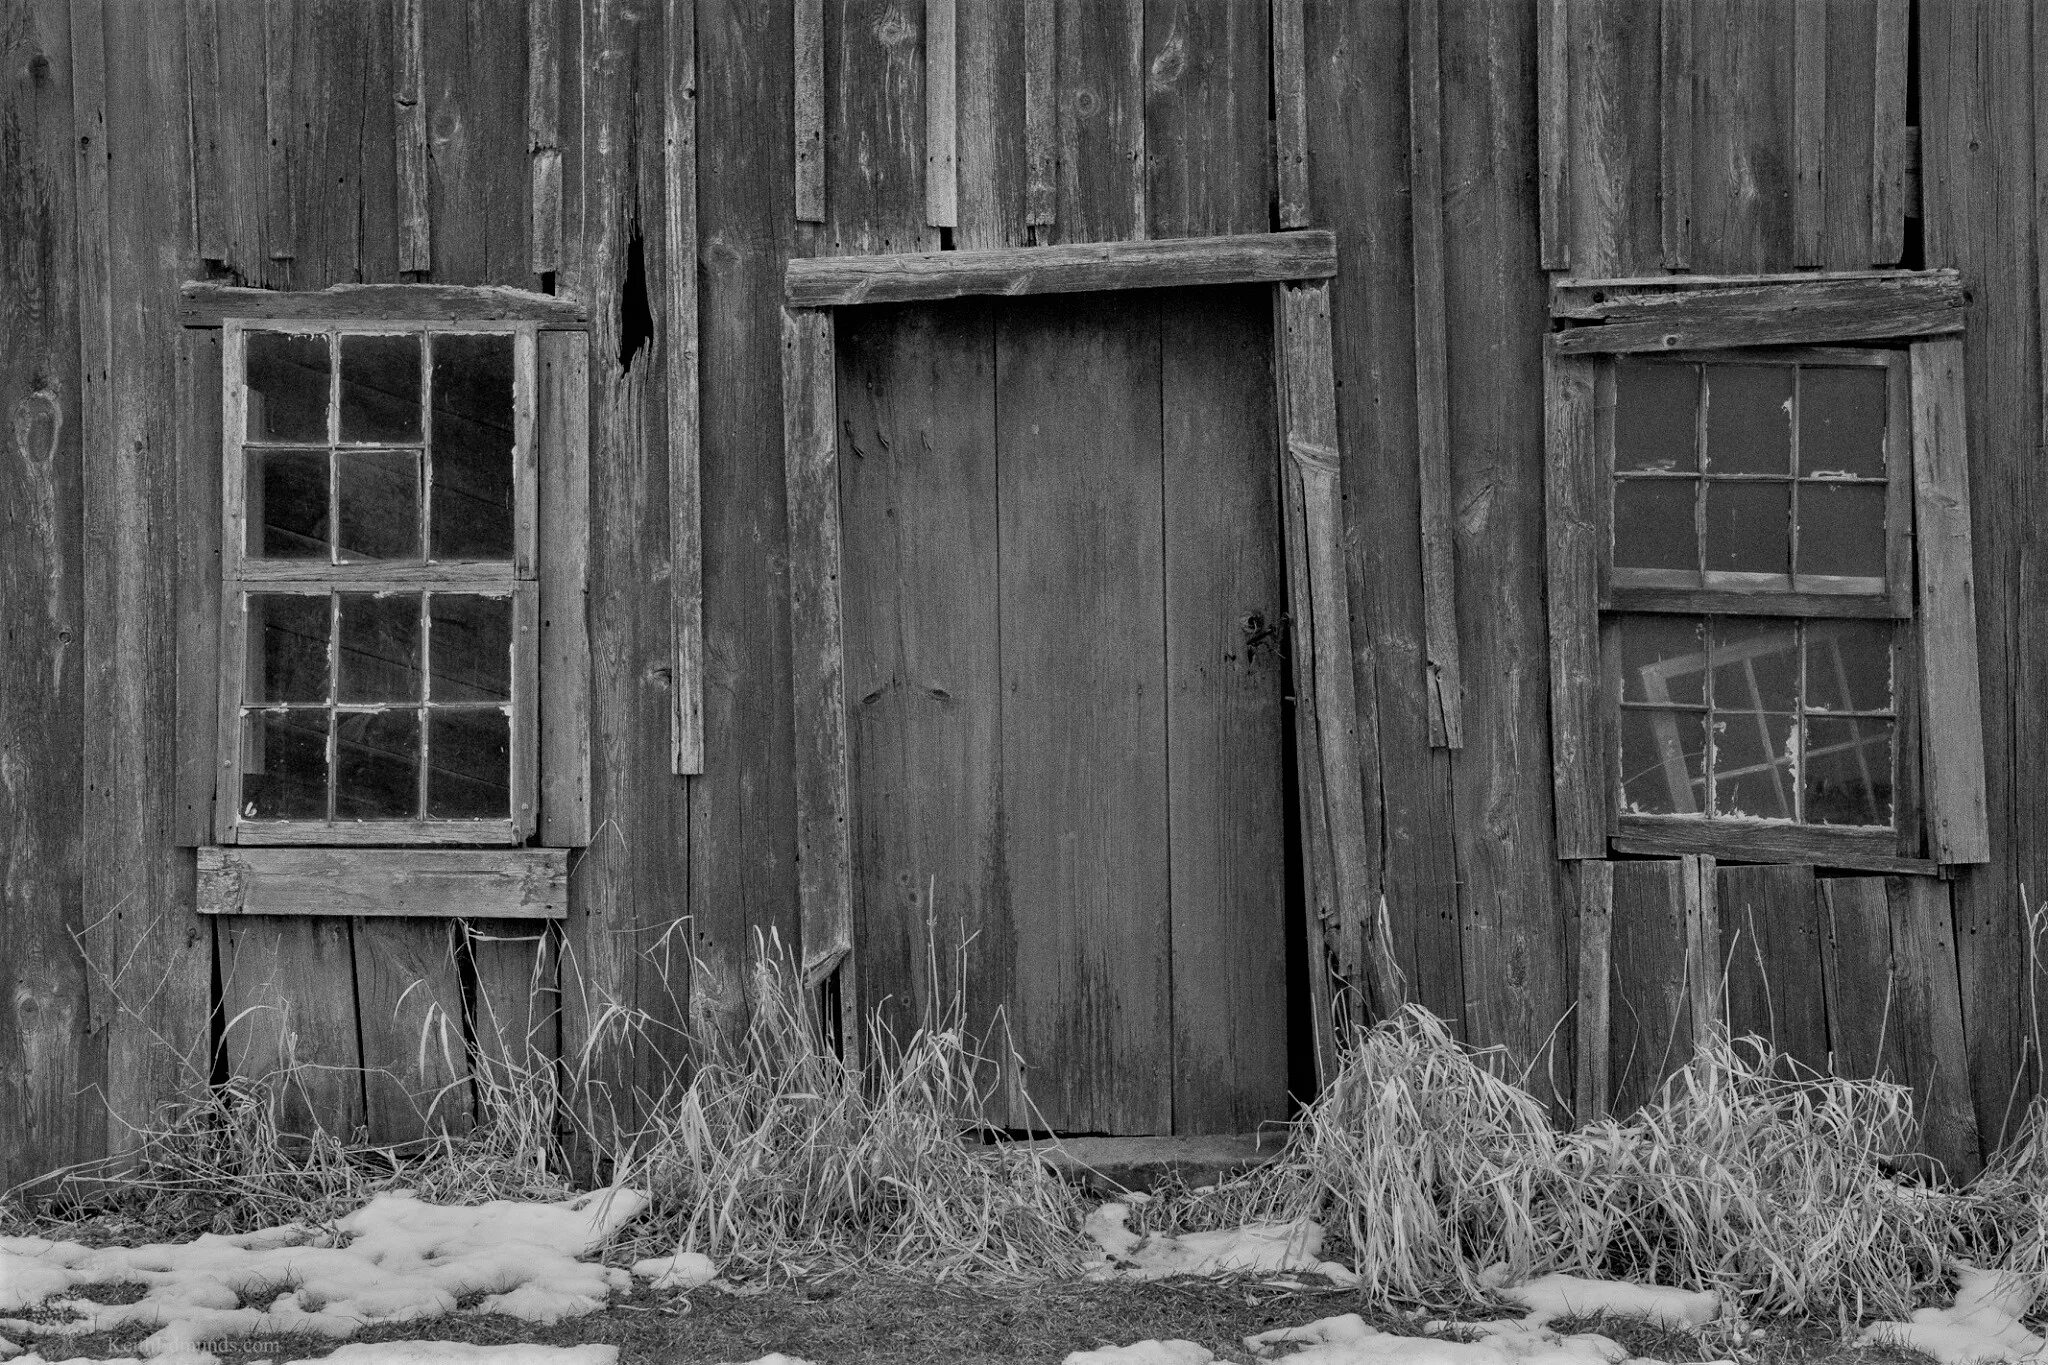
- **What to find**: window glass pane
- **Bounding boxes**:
[337,593,423,703]
[1617,615,1708,707]
[1798,366,1888,478]
[1796,482,1886,579]
[241,710,329,819]
[248,594,330,703]
[1803,717,1895,828]
[1805,621,1893,715]
[428,594,513,702]
[1621,709,1707,815]
[1710,618,1799,714]
[247,449,329,559]
[336,451,423,561]
[335,709,421,819]
[245,332,330,442]
[1615,360,1698,473]
[1705,364,1793,475]
[339,333,424,443]
[430,333,516,559]
[1614,479,1697,572]
[1713,711,1799,821]
[427,709,511,818]
[1703,480,1790,576]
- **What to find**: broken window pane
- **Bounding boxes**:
[336,451,423,561]
[1712,709,1798,821]
[247,449,329,559]
[427,709,511,818]
[335,708,421,819]
[1703,481,1790,577]
[246,332,330,442]
[1796,482,1886,579]
[1705,364,1793,475]
[1613,478,1697,572]
[339,333,424,443]
[248,594,330,704]
[428,594,513,702]
[337,593,423,703]
[1621,708,1707,815]
[1614,360,1699,473]
[1803,716,1895,827]
[241,710,329,820]
[1798,366,1888,479]
[429,333,516,559]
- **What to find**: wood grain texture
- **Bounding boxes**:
[827,0,931,255]
[1574,860,1613,1123]
[1612,824,1937,877]
[528,0,562,273]
[173,330,223,846]
[197,848,569,919]
[1869,0,1907,264]
[1053,0,1143,242]
[787,231,1336,306]
[1791,0,1826,268]
[1886,877,1983,1177]
[180,281,588,325]
[1817,876,1909,1084]
[1910,337,1990,866]
[954,0,1025,249]
[1565,0,1664,282]
[395,0,429,271]
[1534,0,1567,269]
[666,0,704,774]
[1682,853,1721,1040]
[1552,276,1967,354]
[1406,0,1462,749]
[185,0,225,263]
[1544,351,1605,859]
[353,919,473,1141]
[467,921,559,1105]
[1659,0,1693,269]
[422,0,530,284]
[1689,0,1795,273]
[1021,0,1054,229]
[1144,0,1270,239]
[1,0,93,1188]
[1609,860,1691,1115]
[1818,0,1876,269]
[202,0,268,283]
[1717,863,1827,1073]
[997,292,1169,1133]
[924,0,956,228]
[539,330,592,843]
[1269,0,1306,229]
[1163,287,1289,1134]
[795,0,824,221]
[218,917,366,1139]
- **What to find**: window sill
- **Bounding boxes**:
[1612,816,1937,876]
[197,847,568,918]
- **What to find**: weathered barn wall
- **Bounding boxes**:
[11,0,2048,1178]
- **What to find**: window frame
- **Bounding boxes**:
[1545,269,1986,873]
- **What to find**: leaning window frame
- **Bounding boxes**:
[215,318,541,847]
[1544,269,1987,874]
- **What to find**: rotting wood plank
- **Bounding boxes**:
[1053,0,1143,243]
[1551,278,1966,355]
[353,920,473,1142]
[953,0,1024,249]
[1791,0,1826,269]
[1611,826,1938,877]
[1551,269,1965,317]
[1659,0,1693,269]
[1406,0,1461,750]
[197,848,569,919]
[395,0,428,273]
[1163,286,1289,1135]
[1887,877,1984,1177]
[467,921,559,1110]
[1,0,91,1188]
[1717,864,1828,1073]
[529,0,562,274]
[218,917,365,1140]
[1870,0,1907,264]
[1021,0,1053,231]
[1144,0,1270,240]
[1553,266,1959,304]
[1534,0,1567,270]
[1574,861,1614,1123]
[1545,351,1605,860]
[827,0,931,256]
[782,308,852,1007]
[925,0,957,228]
[786,230,1336,307]
[794,0,824,222]
[423,0,529,284]
[666,0,704,775]
[180,282,589,326]
[1609,860,1691,1115]
[1269,0,1306,229]
[538,330,592,843]
[1910,337,1990,865]
[1682,854,1721,1041]
[173,329,223,846]
[1817,877,1909,1087]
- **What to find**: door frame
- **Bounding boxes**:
[778,230,1385,1082]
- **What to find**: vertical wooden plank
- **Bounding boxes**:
[836,301,1006,1105]
[529,0,563,273]
[1869,0,1907,265]
[1545,348,1605,859]
[1574,860,1613,1122]
[1302,0,1450,1029]
[1718,863,1828,1073]
[396,0,430,273]
[1053,0,1143,243]
[184,0,225,264]
[1270,0,1307,229]
[1407,0,1462,750]
[538,345,591,842]
[924,0,956,228]
[353,920,473,1142]
[1534,0,1568,270]
[826,0,930,256]
[1609,860,1691,1114]
[1659,0,1693,269]
[666,0,704,775]
[468,922,559,1105]
[1888,877,1984,1178]
[1818,0,1876,270]
[794,0,825,222]
[1690,0,1796,273]
[174,330,224,846]
[1910,337,1989,865]
[1818,876,1909,1083]
[954,0,1025,249]
[2,0,93,1188]
[209,0,268,284]
[1568,0,1665,281]
[219,918,366,1139]
[783,308,851,1011]
[997,293,1169,1134]
[423,0,530,284]
[1021,0,1054,232]
[1143,0,1269,239]
[1163,287,1288,1134]
[1682,853,1721,1039]
[1791,0,1826,268]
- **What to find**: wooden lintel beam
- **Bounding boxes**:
[1549,274,1966,354]
[198,847,570,919]
[180,282,590,327]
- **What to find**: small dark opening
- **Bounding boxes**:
[1278,631,1319,1114]
[938,225,956,252]
[538,270,558,297]
[208,926,228,1087]
[619,233,654,372]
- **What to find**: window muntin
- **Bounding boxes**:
[221,320,537,845]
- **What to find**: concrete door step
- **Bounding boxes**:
[1006,1132,1285,1196]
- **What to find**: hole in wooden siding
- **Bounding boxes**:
[619,232,654,373]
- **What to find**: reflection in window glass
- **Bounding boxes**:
[339,334,424,443]
[249,450,329,558]
[241,711,329,820]
[1614,614,1894,828]
[337,593,423,703]
[427,709,511,818]
[249,594,330,703]
[246,333,329,442]
[429,594,514,702]
[335,709,422,819]
[430,333,516,559]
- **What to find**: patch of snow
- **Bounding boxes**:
[1479,1268,1720,1331]
[1063,1341,1217,1365]
[1081,1204,1358,1287]
[0,1188,648,1365]
[629,1251,717,1292]
[1860,1265,2046,1365]
[1244,1313,1728,1365]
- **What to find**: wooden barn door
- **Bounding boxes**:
[837,285,1292,1135]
